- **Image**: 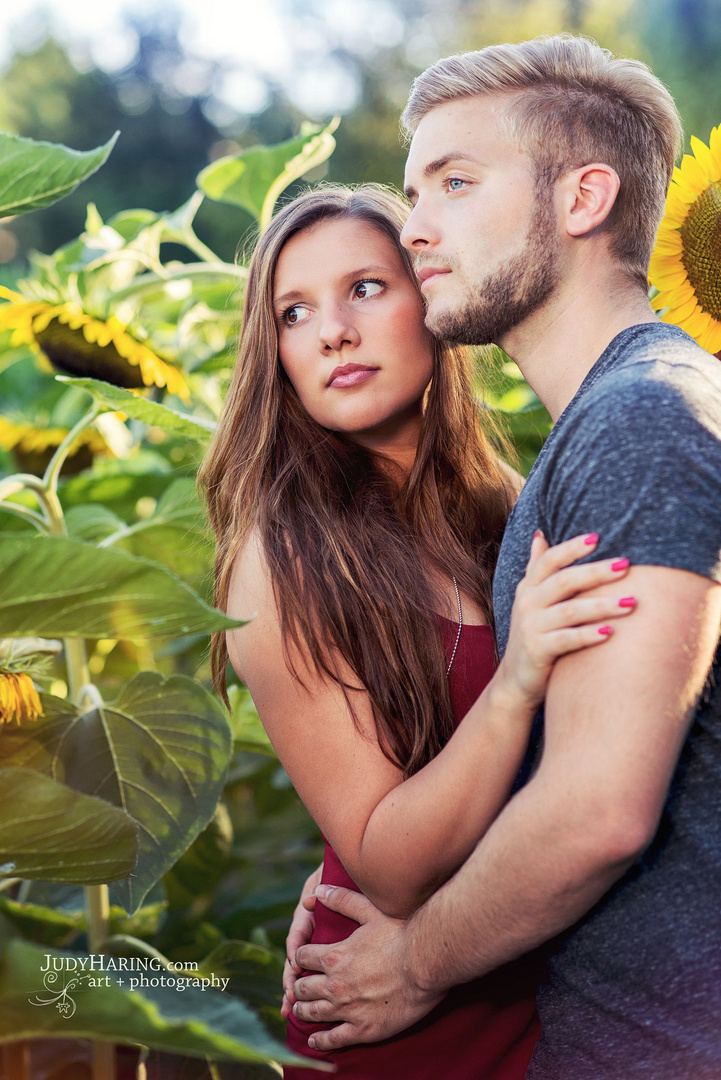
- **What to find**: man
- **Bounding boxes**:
[289,35,721,1078]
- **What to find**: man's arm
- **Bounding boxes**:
[294,564,721,1049]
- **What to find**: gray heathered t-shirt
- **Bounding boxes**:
[492,322,721,1079]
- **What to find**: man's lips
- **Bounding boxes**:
[416,266,452,290]
[327,364,379,388]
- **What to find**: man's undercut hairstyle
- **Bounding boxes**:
[401,34,684,288]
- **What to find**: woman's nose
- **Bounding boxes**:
[318,308,361,352]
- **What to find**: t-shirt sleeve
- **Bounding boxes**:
[540,365,721,584]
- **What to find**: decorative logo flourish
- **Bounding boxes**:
[28,970,91,1018]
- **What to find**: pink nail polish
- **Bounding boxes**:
[598,625,612,636]
[618,597,636,608]
[584,533,599,545]
[533,529,544,539]
[611,558,629,571]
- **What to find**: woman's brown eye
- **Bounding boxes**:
[355,281,382,299]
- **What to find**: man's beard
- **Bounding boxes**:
[427,185,561,346]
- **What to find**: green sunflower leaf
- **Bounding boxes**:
[55,376,216,441]
[197,118,339,228]
[0,673,233,914]
[0,767,138,884]
[0,938,321,1067]
[0,533,243,638]
[0,131,119,219]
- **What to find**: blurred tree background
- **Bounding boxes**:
[1,0,720,276]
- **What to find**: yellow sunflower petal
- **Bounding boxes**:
[677,154,711,197]
[81,319,114,348]
[698,321,721,353]
[31,308,59,335]
[649,265,689,289]
[708,126,721,176]
[678,308,713,338]
[671,168,699,203]
[0,286,25,303]
[690,136,716,182]
[660,295,700,323]
[652,230,683,256]
[0,671,42,724]
[9,324,34,347]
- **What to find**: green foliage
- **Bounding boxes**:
[0,534,242,638]
[0,938,320,1067]
[0,676,233,913]
[198,117,339,228]
[0,767,138,884]
[0,131,118,219]
[0,121,337,1071]
[57,376,216,441]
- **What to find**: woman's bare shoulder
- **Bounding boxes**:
[225,527,276,680]
[227,527,272,619]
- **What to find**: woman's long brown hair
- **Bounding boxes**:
[197,184,514,779]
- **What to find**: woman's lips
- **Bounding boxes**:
[328,367,379,388]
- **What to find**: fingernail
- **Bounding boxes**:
[611,558,629,571]
[315,885,334,900]
[533,529,544,539]
[618,596,636,608]
[598,625,612,636]
[584,533,599,545]
[308,1037,317,1049]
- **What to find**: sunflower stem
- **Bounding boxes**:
[43,402,102,499]
[101,934,175,969]
[86,882,116,1080]
[77,682,105,710]
[181,228,220,265]
[0,473,52,522]
[0,500,48,532]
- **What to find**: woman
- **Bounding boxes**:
[197,184,635,1079]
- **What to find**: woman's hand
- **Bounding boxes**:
[495,531,634,714]
[281,861,324,1019]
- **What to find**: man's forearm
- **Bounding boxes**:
[404,773,640,993]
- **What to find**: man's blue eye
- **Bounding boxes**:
[448,178,465,191]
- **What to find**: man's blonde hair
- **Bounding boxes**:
[401,34,684,288]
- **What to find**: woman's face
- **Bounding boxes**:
[273,217,435,450]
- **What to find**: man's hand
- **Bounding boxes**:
[293,885,446,1051]
[282,862,323,1020]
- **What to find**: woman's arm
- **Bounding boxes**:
[227,530,633,919]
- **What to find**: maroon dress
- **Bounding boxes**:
[285,615,541,1079]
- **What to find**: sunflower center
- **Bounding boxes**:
[680,181,721,320]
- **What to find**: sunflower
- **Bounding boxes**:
[0,669,43,725]
[649,126,721,355]
[0,415,113,476]
[0,287,190,402]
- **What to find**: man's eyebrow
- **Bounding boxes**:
[404,152,483,198]
[273,265,397,310]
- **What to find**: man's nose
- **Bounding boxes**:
[400,201,439,251]
[318,307,361,352]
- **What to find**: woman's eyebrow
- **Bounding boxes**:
[274,265,397,309]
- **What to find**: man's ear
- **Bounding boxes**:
[560,163,620,238]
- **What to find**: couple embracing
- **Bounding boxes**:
[199,33,721,1080]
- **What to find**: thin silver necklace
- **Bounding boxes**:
[446,576,463,676]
